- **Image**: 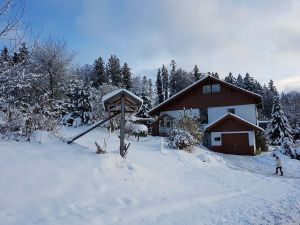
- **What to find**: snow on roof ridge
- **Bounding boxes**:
[204,112,264,131]
[149,75,262,114]
[102,88,143,104]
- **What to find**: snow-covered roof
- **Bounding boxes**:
[204,113,264,132]
[102,89,143,104]
[149,75,262,115]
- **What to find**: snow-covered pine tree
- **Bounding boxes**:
[268,95,293,146]
[107,55,122,87]
[193,65,200,81]
[156,68,164,103]
[169,60,177,97]
[121,62,132,90]
[212,72,219,79]
[243,73,255,91]
[93,57,107,87]
[236,74,243,87]
[161,64,169,100]
[224,72,236,84]
[147,78,153,108]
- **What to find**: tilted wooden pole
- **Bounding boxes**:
[120,95,126,157]
[67,112,120,144]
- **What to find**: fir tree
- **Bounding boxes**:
[243,73,255,91]
[236,74,243,87]
[169,60,177,97]
[268,95,293,146]
[156,68,164,103]
[93,57,107,87]
[161,64,169,100]
[212,72,219,79]
[193,65,200,81]
[224,72,236,84]
[107,55,122,87]
[122,62,132,90]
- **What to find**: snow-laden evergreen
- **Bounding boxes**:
[267,95,294,148]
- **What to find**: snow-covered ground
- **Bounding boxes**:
[1,127,300,225]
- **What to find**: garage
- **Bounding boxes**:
[221,133,251,155]
[205,113,264,156]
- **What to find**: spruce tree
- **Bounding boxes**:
[156,68,164,103]
[169,60,177,97]
[122,62,132,90]
[107,55,122,87]
[236,74,243,87]
[268,95,293,146]
[243,73,255,91]
[224,72,236,84]
[161,64,169,100]
[93,57,107,87]
[193,65,200,81]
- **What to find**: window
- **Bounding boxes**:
[212,84,220,93]
[199,108,208,123]
[214,137,221,142]
[166,121,171,128]
[228,108,235,114]
[203,85,211,94]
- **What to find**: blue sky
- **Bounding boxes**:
[10,0,300,91]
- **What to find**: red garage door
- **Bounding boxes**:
[221,133,253,155]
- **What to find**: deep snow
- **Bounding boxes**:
[0,127,300,225]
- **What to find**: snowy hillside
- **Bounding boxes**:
[0,127,300,225]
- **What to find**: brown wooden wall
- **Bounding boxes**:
[209,118,255,132]
[151,77,259,115]
[211,146,255,156]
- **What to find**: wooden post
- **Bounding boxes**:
[120,95,126,157]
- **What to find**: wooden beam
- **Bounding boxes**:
[120,95,126,157]
[67,112,121,144]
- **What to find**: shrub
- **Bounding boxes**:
[176,111,203,143]
[255,132,269,154]
[125,123,148,141]
[168,129,197,150]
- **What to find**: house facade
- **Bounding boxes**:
[149,75,264,155]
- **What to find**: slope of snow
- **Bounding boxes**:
[0,127,300,225]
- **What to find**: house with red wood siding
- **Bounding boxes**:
[148,75,264,156]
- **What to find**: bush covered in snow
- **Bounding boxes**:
[175,111,203,143]
[125,122,148,140]
[168,129,197,150]
[281,137,298,159]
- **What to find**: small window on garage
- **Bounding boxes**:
[214,137,221,142]
[212,84,220,93]
[228,108,235,114]
[203,85,211,94]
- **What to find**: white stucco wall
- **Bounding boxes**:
[211,131,256,149]
[208,104,257,125]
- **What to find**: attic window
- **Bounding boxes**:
[212,84,220,93]
[203,85,211,94]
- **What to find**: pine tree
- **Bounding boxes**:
[212,72,219,79]
[148,78,153,108]
[169,60,177,97]
[268,95,293,146]
[107,55,122,87]
[224,72,236,84]
[161,64,169,100]
[156,68,164,103]
[243,73,255,91]
[193,65,200,81]
[93,57,107,87]
[236,74,243,87]
[122,62,132,90]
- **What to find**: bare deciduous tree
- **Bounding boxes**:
[0,0,27,50]
[31,38,74,98]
